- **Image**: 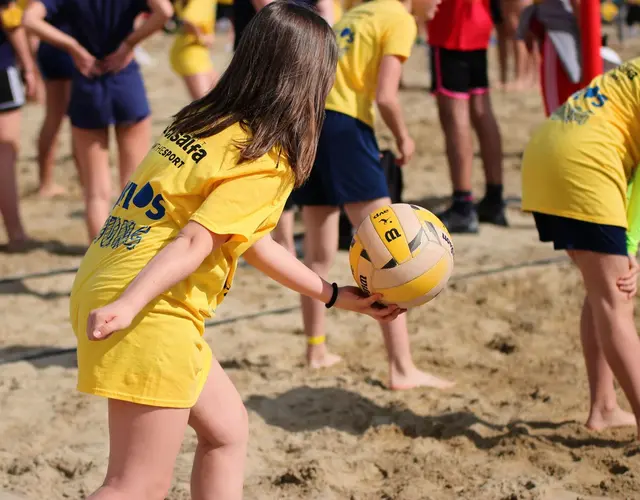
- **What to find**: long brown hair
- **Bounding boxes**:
[170,1,338,187]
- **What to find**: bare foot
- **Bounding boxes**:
[389,367,456,391]
[586,406,636,431]
[38,183,67,198]
[306,345,343,369]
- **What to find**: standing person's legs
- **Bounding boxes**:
[491,0,509,89]
[183,71,218,101]
[188,358,249,500]
[503,0,532,91]
[272,197,297,256]
[88,401,189,499]
[571,250,640,435]
[577,297,635,430]
[72,126,112,240]
[468,49,507,226]
[344,198,455,390]
[37,78,71,197]
[430,47,478,233]
[300,204,344,368]
[114,117,152,190]
[0,108,27,250]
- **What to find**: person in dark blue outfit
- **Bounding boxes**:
[23,0,173,241]
[0,0,37,252]
[32,9,75,198]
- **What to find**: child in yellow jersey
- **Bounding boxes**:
[289,0,450,391]
[169,0,218,100]
[522,58,640,437]
[68,4,400,497]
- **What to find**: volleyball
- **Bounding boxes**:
[349,203,454,309]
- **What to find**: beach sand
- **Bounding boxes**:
[1,28,640,500]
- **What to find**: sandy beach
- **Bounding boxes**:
[1,26,639,500]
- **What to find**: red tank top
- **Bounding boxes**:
[427,0,493,51]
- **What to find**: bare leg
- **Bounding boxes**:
[0,109,28,250]
[115,117,151,190]
[189,358,249,500]
[470,93,502,186]
[272,208,296,256]
[578,297,635,430]
[72,126,111,240]
[37,79,71,197]
[435,94,478,232]
[344,198,455,390]
[183,71,219,101]
[495,22,509,90]
[437,95,473,192]
[300,205,343,368]
[88,400,189,499]
[570,250,640,435]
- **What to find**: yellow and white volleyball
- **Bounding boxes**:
[348,203,454,309]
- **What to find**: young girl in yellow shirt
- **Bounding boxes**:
[522,58,640,437]
[169,0,218,100]
[70,4,400,498]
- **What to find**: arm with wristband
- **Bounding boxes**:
[86,223,401,340]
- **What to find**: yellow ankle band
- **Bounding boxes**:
[307,335,326,345]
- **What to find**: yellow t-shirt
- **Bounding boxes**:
[1,2,23,29]
[326,0,417,127]
[176,0,216,35]
[522,58,640,228]
[71,122,293,324]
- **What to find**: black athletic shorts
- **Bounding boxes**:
[429,47,490,98]
[490,0,503,25]
[0,66,24,113]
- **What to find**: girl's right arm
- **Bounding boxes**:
[87,221,230,340]
[23,1,98,77]
[376,54,415,165]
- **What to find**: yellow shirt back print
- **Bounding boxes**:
[69,123,294,408]
[522,58,640,228]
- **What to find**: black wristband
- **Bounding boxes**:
[325,282,339,309]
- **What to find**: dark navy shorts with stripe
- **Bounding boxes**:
[533,212,627,256]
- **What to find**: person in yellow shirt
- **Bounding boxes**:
[169,0,218,100]
[69,4,400,498]
[522,58,640,438]
[288,0,451,391]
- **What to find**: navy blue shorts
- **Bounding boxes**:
[293,110,388,206]
[533,212,627,255]
[69,61,150,129]
[37,42,73,81]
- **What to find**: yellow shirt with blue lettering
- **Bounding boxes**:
[522,58,640,253]
[326,0,417,127]
[69,123,293,407]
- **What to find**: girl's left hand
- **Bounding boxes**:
[102,42,135,73]
[617,254,639,298]
[334,287,405,322]
[86,300,137,341]
[22,70,37,101]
